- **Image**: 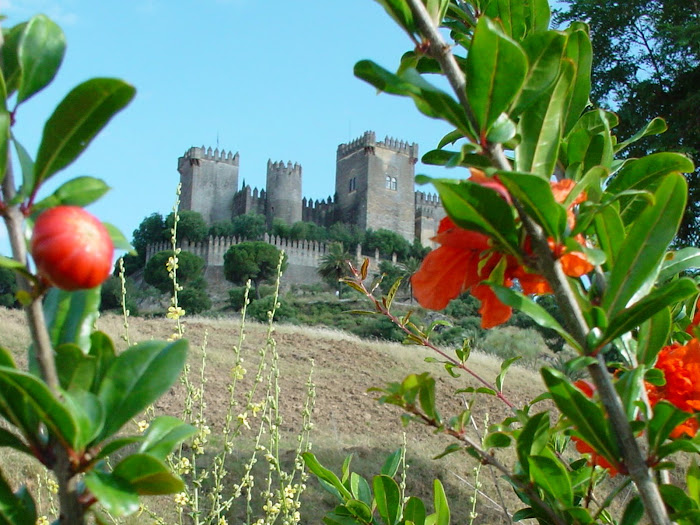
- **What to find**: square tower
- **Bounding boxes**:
[178,146,240,225]
[335,131,418,242]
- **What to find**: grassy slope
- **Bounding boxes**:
[0,306,548,523]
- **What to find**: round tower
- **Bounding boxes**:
[265,160,302,227]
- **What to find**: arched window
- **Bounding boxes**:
[391,177,397,191]
[385,175,392,189]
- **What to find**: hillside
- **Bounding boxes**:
[0,306,548,523]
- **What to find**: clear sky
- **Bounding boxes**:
[1,0,457,257]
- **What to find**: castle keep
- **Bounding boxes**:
[177,131,445,246]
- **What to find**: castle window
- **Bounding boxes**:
[391,177,397,191]
[385,176,391,189]
[349,177,356,192]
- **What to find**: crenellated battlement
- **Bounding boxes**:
[336,130,418,159]
[415,190,442,206]
[267,159,302,177]
[182,145,240,165]
[336,130,377,158]
[376,135,419,158]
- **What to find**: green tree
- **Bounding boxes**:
[179,281,212,315]
[365,229,411,260]
[209,219,236,238]
[130,212,166,268]
[270,218,291,238]
[290,221,328,242]
[317,242,353,297]
[165,210,208,243]
[231,213,266,240]
[378,257,421,302]
[144,250,205,293]
[223,241,287,299]
[556,0,700,245]
[0,266,19,308]
[328,222,365,248]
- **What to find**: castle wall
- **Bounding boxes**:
[266,161,302,227]
[233,186,266,217]
[415,191,446,247]
[302,197,335,227]
[178,146,240,225]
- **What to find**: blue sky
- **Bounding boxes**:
[1,0,457,256]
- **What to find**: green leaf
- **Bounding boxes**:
[1,23,27,97]
[562,23,592,135]
[637,307,672,366]
[647,401,696,455]
[425,177,519,253]
[404,497,427,525]
[61,388,104,449]
[620,496,644,525]
[593,205,625,269]
[511,31,566,116]
[373,475,401,525]
[103,222,134,252]
[658,247,700,282]
[541,367,619,464]
[12,138,35,204]
[380,448,402,477]
[466,16,528,135]
[496,355,521,392]
[489,285,581,350]
[516,59,574,177]
[614,117,667,154]
[88,331,116,393]
[54,343,96,392]
[484,431,512,448]
[614,367,644,420]
[0,468,37,525]
[563,109,614,173]
[689,462,700,508]
[302,452,353,501]
[0,366,77,448]
[373,0,417,37]
[95,436,142,461]
[97,339,188,440]
[33,78,135,189]
[43,287,101,355]
[418,376,438,421]
[16,15,66,104]
[601,278,697,348]
[112,454,184,495]
[516,412,550,472]
[350,473,372,506]
[528,455,573,507]
[137,416,196,461]
[0,110,10,185]
[83,468,139,517]
[497,171,566,239]
[431,478,450,525]
[32,176,110,212]
[603,174,688,317]
[485,0,526,40]
[524,0,550,33]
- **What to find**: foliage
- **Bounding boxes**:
[231,213,266,240]
[208,219,236,238]
[328,222,366,247]
[247,294,296,323]
[223,241,287,299]
[229,284,275,310]
[556,0,700,246]
[100,275,139,316]
[165,210,208,243]
[0,266,19,308]
[144,250,205,293]
[365,228,412,260]
[317,242,354,296]
[379,257,422,301]
[270,217,291,238]
[131,212,166,266]
[178,284,212,315]
[290,220,328,242]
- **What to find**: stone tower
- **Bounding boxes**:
[178,146,240,225]
[335,131,418,242]
[266,160,303,227]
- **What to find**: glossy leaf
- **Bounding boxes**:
[0,366,77,447]
[404,497,426,525]
[485,0,526,40]
[420,176,519,253]
[345,499,372,522]
[524,0,550,33]
[0,469,36,525]
[0,110,10,185]
[43,287,101,356]
[88,331,116,393]
[95,436,142,461]
[593,205,625,269]
[496,355,521,393]
[32,176,110,212]
[1,23,27,97]
[12,138,35,204]
[603,174,687,317]
[54,343,96,392]
[516,412,550,473]
[620,496,644,525]
[489,285,580,350]
[516,60,574,177]
[600,278,697,348]
[380,448,402,477]
[0,348,16,371]
[33,78,135,189]
[614,117,667,154]
[103,222,134,252]
[97,339,187,440]
[688,462,700,508]
[0,427,31,456]
[112,454,184,495]
[466,16,527,134]
[647,401,696,455]
[614,368,644,420]
[658,247,700,282]
[16,15,66,104]
[83,469,139,517]
[511,31,566,116]
[61,388,104,449]
[637,307,672,366]
[373,475,401,525]
[529,455,573,507]
[137,416,196,461]
[373,0,417,38]
[431,478,450,525]
[541,368,619,464]
[498,171,566,239]
[302,452,353,500]
[350,473,372,506]
[562,23,592,135]
[563,109,614,174]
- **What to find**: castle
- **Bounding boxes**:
[177,131,446,245]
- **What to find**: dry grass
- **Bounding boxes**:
[0,306,552,523]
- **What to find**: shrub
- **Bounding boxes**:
[165,210,208,243]
[229,284,276,310]
[144,250,205,293]
[0,266,19,309]
[247,295,296,323]
[179,287,212,315]
[223,241,287,299]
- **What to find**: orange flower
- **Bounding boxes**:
[646,339,700,437]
